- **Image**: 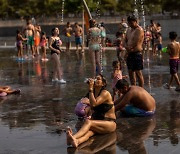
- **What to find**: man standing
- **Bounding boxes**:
[124,15,144,87]
[23,18,35,58]
[114,79,156,117]
[73,22,83,53]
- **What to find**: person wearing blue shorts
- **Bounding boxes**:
[114,79,156,117]
[74,22,83,52]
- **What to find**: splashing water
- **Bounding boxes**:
[96,0,103,73]
[61,0,65,23]
[140,0,153,94]
[134,0,139,18]
[96,0,101,19]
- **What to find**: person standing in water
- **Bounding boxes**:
[164,31,180,91]
[34,24,41,56]
[23,17,35,58]
[73,22,83,53]
[123,15,144,87]
[63,22,73,52]
[87,19,102,78]
[40,31,48,61]
[16,29,27,60]
[49,27,66,84]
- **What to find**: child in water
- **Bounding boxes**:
[16,29,27,60]
[115,31,125,62]
[74,97,91,120]
[111,60,128,100]
[164,31,180,91]
[40,31,48,61]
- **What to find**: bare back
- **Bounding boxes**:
[168,41,180,58]
[121,86,156,111]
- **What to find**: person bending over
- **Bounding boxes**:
[114,79,156,117]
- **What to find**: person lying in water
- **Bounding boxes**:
[114,79,156,117]
[66,74,116,148]
[0,86,21,96]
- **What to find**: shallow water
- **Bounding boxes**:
[0,49,179,154]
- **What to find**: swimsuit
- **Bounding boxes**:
[65,36,71,43]
[89,44,101,51]
[75,36,82,45]
[100,29,106,38]
[157,44,162,50]
[126,52,143,71]
[112,72,122,89]
[27,36,34,46]
[34,36,40,46]
[90,88,115,121]
[16,40,22,47]
[92,103,115,121]
[51,39,61,55]
[89,29,101,51]
[40,38,46,47]
[169,59,179,74]
[124,105,155,117]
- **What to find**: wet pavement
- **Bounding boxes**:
[0,48,179,154]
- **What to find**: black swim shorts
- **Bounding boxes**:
[126,52,143,71]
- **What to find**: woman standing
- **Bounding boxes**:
[87,19,102,78]
[66,74,116,148]
[49,27,66,83]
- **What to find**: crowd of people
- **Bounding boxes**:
[12,15,180,148]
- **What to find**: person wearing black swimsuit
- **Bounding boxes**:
[66,74,116,148]
[49,27,66,83]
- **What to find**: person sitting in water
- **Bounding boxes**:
[66,74,116,148]
[74,97,91,120]
[0,86,21,96]
[114,79,156,117]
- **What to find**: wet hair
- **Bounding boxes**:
[169,31,177,40]
[99,74,107,88]
[116,31,123,37]
[150,20,154,24]
[89,19,96,28]
[41,31,46,36]
[16,29,21,34]
[127,15,137,22]
[112,60,121,69]
[51,27,58,36]
[101,22,104,27]
[115,79,129,90]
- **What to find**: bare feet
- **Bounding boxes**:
[66,126,72,146]
[66,129,78,148]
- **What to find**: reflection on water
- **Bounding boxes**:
[67,132,117,154]
[116,117,156,154]
[0,49,179,153]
